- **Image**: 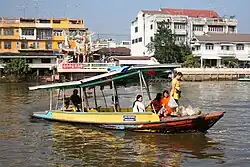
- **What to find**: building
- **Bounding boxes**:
[0,17,87,73]
[91,39,131,52]
[192,33,250,67]
[131,8,237,56]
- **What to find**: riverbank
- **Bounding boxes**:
[176,68,250,81]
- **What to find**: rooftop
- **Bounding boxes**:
[195,33,250,43]
[141,8,220,18]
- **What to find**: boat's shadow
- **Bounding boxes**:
[43,121,225,166]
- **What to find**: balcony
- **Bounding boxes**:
[20,35,36,40]
[206,19,227,26]
[219,50,235,57]
[174,29,187,35]
[191,18,206,25]
[226,19,237,26]
[35,23,52,28]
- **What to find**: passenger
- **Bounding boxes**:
[64,99,70,110]
[170,72,183,105]
[132,95,147,112]
[151,93,162,113]
[70,89,82,111]
[160,90,172,115]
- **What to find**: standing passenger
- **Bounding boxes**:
[170,72,183,105]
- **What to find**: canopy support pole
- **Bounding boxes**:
[93,86,98,110]
[100,86,108,109]
[55,89,61,110]
[114,83,120,112]
[62,88,65,112]
[112,81,117,112]
[81,87,85,112]
[79,87,83,111]
[83,88,89,110]
[141,71,156,113]
[138,71,143,96]
[49,89,52,111]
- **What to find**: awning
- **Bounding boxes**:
[237,57,250,61]
[201,55,221,60]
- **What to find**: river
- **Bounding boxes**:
[0,81,249,167]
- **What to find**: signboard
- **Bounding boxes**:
[123,115,136,121]
[61,63,84,69]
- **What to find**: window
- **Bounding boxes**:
[150,24,153,30]
[150,36,153,42]
[26,59,33,63]
[174,23,186,29]
[205,44,214,50]
[208,26,223,32]
[236,44,244,50]
[221,45,230,50]
[3,28,14,35]
[41,58,51,63]
[37,29,52,39]
[16,42,20,49]
[0,28,2,35]
[132,39,134,44]
[4,41,11,49]
[36,42,40,49]
[193,25,203,31]
[228,26,236,33]
[53,20,61,24]
[135,39,138,43]
[195,45,201,50]
[135,27,138,33]
[22,29,35,36]
[21,41,28,49]
[46,41,52,49]
[138,37,142,42]
[53,30,63,36]
[175,35,186,42]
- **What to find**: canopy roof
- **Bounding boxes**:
[29,64,180,91]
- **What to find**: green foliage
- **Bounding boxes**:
[147,20,192,64]
[182,55,201,68]
[3,59,29,78]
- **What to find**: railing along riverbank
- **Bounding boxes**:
[176,68,250,81]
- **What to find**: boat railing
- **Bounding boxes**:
[57,59,115,72]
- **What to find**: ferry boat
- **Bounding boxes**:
[29,65,225,133]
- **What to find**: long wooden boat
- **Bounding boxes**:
[238,77,250,81]
[29,65,225,133]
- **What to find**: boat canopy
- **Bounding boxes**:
[29,64,180,91]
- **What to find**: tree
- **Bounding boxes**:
[3,59,29,78]
[147,20,191,64]
[182,55,200,68]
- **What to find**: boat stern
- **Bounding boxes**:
[32,111,53,120]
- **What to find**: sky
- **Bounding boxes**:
[1,0,250,41]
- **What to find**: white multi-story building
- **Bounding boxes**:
[91,39,131,51]
[131,8,237,56]
[192,33,250,67]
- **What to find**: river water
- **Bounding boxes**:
[0,81,250,167]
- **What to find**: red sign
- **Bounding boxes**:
[61,63,84,69]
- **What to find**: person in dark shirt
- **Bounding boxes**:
[70,89,82,111]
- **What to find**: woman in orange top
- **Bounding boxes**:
[160,90,172,115]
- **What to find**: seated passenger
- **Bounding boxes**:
[70,89,82,112]
[151,93,162,113]
[132,95,147,113]
[160,90,172,115]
